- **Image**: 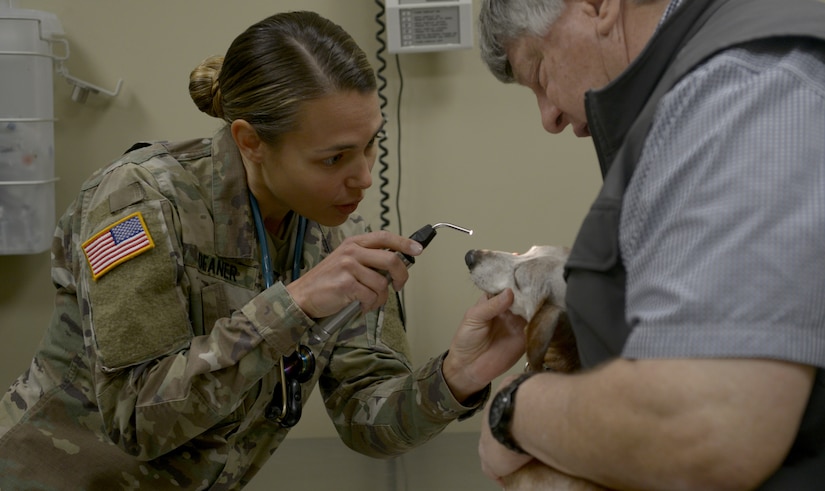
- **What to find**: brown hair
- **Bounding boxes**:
[189,11,376,145]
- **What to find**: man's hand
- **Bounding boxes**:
[442,290,527,402]
[478,374,534,485]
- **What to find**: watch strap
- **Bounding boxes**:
[489,372,535,454]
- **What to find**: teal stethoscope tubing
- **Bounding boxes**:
[250,192,311,427]
[249,192,388,347]
[249,192,306,287]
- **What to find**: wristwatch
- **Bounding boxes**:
[488,372,534,454]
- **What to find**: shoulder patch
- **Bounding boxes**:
[82,211,155,280]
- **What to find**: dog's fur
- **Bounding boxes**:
[465,246,580,374]
[465,246,608,491]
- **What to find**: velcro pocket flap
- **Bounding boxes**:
[86,199,191,370]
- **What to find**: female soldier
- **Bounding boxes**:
[0,11,525,490]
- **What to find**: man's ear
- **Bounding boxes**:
[580,0,621,36]
[594,0,622,37]
[230,119,265,165]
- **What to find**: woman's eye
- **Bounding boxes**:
[322,153,344,166]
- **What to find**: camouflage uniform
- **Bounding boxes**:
[0,127,484,490]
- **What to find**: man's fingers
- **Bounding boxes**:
[474,289,515,318]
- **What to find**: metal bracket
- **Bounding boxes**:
[49,37,123,103]
[58,65,123,103]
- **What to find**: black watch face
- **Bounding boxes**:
[489,393,508,428]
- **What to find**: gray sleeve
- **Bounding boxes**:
[620,43,825,367]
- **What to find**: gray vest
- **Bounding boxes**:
[564,0,825,487]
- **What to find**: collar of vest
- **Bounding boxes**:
[585,0,718,178]
[584,0,825,179]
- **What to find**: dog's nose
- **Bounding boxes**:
[464,250,477,269]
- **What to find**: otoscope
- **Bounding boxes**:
[307,222,474,345]
[266,222,473,427]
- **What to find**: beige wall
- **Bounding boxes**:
[0,0,600,438]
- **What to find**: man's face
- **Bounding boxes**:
[506,1,619,137]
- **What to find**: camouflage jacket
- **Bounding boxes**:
[0,127,482,490]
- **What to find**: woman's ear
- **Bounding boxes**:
[231,119,265,165]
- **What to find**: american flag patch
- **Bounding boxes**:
[82,212,155,280]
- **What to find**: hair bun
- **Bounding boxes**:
[189,55,225,119]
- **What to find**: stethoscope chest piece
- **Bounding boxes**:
[266,376,303,428]
[266,344,315,428]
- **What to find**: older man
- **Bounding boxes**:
[477,0,825,489]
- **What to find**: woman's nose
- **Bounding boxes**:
[348,155,373,189]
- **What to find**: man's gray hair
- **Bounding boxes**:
[478,0,565,83]
[479,0,663,83]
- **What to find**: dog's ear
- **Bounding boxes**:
[525,301,563,372]
[543,311,580,373]
[526,302,580,374]
[514,256,564,320]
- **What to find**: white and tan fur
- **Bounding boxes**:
[465,246,608,491]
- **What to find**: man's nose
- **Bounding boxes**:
[538,100,567,134]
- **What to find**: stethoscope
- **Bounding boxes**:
[249,192,475,427]
[249,192,315,428]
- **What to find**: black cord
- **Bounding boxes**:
[394,54,407,320]
[374,0,392,232]
[394,53,403,236]
[375,1,408,321]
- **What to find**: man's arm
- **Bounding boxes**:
[497,358,814,490]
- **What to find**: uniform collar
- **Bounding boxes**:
[210,125,258,260]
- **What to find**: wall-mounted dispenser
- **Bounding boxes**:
[385,0,473,54]
[0,2,122,255]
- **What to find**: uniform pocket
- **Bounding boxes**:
[200,281,257,336]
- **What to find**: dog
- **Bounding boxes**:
[464,245,579,374]
[465,245,609,491]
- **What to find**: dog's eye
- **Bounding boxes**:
[513,268,524,292]
[513,262,537,293]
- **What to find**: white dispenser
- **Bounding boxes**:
[0,5,62,254]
